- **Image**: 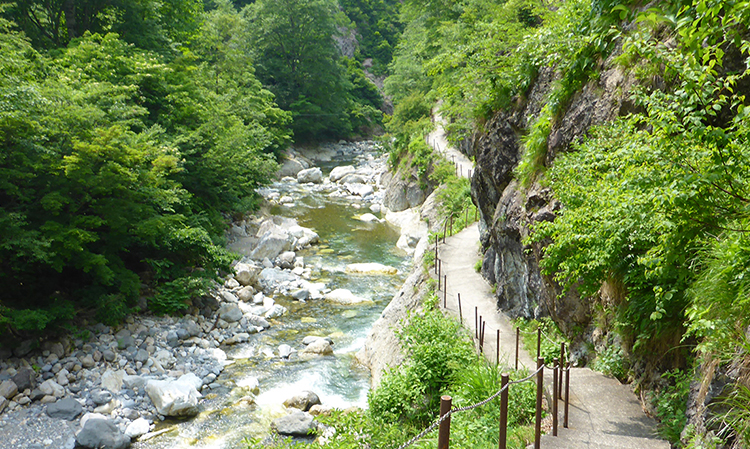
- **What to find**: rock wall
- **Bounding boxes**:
[469,53,640,343]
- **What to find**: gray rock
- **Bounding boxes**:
[277,158,305,178]
[250,231,294,261]
[276,251,296,269]
[329,165,356,182]
[258,268,297,292]
[291,289,310,301]
[145,373,202,417]
[76,413,130,449]
[12,368,37,391]
[265,304,287,319]
[115,330,134,350]
[246,315,271,329]
[80,354,96,368]
[90,389,113,406]
[235,262,261,286]
[46,398,83,421]
[125,417,150,439]
[271,410,317,437]
[278,344,294,359]
[134,349,149,363]
[302,336,333,346]
[39,379,65,398]
[296,167,323,184]
[14,339,36,357]
[183,319,201,338]
[300,339,334,356]
[237,285,255,302]
[218,303,243,323]
[166,330,180,347]
[283,391,321,411]
[0,380,18,399]
[102,349,117,362]
[340,173,366,184]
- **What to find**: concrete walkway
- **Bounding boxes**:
[428,122,669,448]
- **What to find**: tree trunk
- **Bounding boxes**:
[64,0,77,39]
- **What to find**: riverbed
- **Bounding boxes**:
[132,142,410,448]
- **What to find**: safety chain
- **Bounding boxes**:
[395,365,544,449]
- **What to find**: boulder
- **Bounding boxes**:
[297,167,323,184]
[0,380,18,399]
[46,398,83,421]
[278,344,294,359]
[302,336,333,346]
[283,391,321,412]
[237,285,255,302]
[90,389,114,406]
[346,263,398,275]
[345,183,374,197]
[76,413,130,449]
[258,268,298,292]
[278,158,305,178]
[236,376,260,394]
[235,262,261,286]
[218,304,243,323]
[324,289,371,305]
[39,379,65,398]
[271,411,317,437]
[340,173,366,184]
[250,231,294,261]
[329,165,356,182]
[300,339,334,356]
[12,368,37,392]
[125,418,151,439]
[145,373,203,417]
[357,213,381,223]
[246,314,271,329]
[265,304,287,319]
[276,251,296,269]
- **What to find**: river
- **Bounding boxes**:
[133,143,410,448]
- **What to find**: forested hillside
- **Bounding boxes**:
[374,0,750,447]
[0,0,388,337]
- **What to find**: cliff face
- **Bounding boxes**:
[469,56,640,348]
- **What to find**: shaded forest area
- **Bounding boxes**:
[0,0,397,337]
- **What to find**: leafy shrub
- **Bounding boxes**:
[651,370,690,444]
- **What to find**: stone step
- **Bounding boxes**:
[541,431,671,449]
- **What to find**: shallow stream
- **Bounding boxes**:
[134,147,409,448]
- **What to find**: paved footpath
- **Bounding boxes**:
[429,121,669,448]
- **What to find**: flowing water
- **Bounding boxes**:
[134,148,409,448]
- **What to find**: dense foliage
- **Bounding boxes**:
[0,1,291,335]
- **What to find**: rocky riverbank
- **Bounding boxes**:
[0,140,428,448]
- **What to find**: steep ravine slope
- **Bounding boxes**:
[469,58,640,356]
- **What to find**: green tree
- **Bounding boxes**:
[245,0,355,141]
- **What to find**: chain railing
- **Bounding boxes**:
[414,211,575,449]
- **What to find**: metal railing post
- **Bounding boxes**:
[559,342,565,397]
[496,329,500,366]
[564,362,570,428]
[534,357,544,449]
[438,260,441,291]
[515,328,519,371]
[536,328,541,360]
[457,293,462,323]
[475,307,478,339]
[553,358,559,437]
[498,373,509,449]
[438,395,452,449]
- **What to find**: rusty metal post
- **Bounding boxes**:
[534,357,544,449]
[536,328,541,360]
[515,327,520,371]
[457,293,462,323]
[443,219,447,243]
[553,357,559,436]
[438,395,452,449]
[435,239,438,274]
[479,316,484,352]
[559,342,565,397]
[475,307,478,339]
[564,362,570,428]
[498,373,509,449]
[496,328,500,366]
